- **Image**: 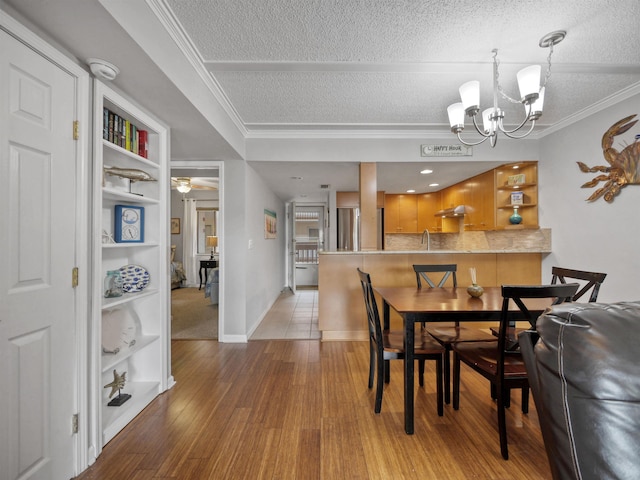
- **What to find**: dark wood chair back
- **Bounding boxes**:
[550,266,607,302]
[357,268,383,347]
[498,284,580,358]
[413,264,457,289]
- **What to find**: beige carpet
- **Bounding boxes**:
[171,287,218,339]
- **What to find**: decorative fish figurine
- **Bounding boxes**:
[103,166,157,183]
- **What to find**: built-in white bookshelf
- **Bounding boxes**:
[92,80,172,449]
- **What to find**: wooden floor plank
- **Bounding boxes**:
[74,340,552,479]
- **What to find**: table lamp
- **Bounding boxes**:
[206,236,218,259]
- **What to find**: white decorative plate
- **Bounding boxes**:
[119,264,150,293]
[102,308,138,353]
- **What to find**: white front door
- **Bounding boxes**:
[0,29,78,480]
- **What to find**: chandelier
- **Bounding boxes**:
[447,30,566,147]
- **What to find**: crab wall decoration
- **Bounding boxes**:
[577,114,640,202]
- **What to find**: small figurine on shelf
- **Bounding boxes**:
[104,369,131,406]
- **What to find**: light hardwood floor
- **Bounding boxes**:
[75,339,551,479]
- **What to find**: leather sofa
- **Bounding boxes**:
[520,301,640,480]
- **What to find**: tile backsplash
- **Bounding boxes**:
[384,228,551,252]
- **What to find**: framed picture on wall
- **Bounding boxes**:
[171,218,180,234]
[264,209,277,239]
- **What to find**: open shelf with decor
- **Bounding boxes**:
[494,161,539,229]
[92,80,172,450]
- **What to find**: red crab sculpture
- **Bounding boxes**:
[577,114,640,202]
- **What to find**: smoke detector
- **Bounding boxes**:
[87,58,120,81]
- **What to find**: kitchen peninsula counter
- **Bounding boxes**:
[318,232,551,340]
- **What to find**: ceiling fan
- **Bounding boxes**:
[171,177,218,193]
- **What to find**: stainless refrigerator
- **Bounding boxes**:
[337,208,383,251]
[337,207,359,251]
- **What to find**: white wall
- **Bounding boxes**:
[244,164,286,334]
[222,159,285,341]
[539,94,640,302]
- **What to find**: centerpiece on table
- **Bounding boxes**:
[467,267,484,298]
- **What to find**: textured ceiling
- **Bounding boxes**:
[6,0,640,202]
[166,0,640,133]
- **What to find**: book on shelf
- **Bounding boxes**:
[103,107,147,157]
[138,130,148,158]
[107,110,114,143]
[103,107,109,141]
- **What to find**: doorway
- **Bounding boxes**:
[293,204,326,288]
[169,164,221,340]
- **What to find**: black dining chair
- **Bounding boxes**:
[491,266,608,342]
[452,283,579,460]
[357,268,445,416]
[413,264,497,405]
[551,266,607,302]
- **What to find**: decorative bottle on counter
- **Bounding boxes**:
[104,270,124,298]
[509,206,523,225]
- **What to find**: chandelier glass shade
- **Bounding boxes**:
[447,31,565,147]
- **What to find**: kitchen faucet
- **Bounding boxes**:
[421,228,430,250]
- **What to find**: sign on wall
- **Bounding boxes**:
[421,144,473,157]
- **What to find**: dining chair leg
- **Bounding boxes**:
[368,340,375,389]
[375,352,384,414]
[436,356,444,417]
[418,359,425,387]
[443,347,451,404]
[384,359,391,384]
[521,387,529,414]
[452,351,461,410]
[497,385,509,460]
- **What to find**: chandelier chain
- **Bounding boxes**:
[541,42,554,88]
[494,51,522,105]
[495,43,556,105]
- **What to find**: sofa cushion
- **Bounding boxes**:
[531,301,640,480]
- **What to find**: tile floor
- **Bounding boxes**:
[250,287,320,340]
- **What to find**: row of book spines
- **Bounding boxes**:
[102,107,149,158]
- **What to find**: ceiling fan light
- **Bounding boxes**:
[176,177,192,193]
[459,81,480,115]
[517,65,541,104]
[447,103,465,132]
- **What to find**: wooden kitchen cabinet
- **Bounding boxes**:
[417,192,442,232]
[384,194,418,233]
[463,170,495,231]
[495,162,538,228]
[378,162,537,234]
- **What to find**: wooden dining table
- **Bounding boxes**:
[373,286,554,434]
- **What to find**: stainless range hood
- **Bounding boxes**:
[435,205,467,218]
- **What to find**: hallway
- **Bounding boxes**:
[250,288,320,340]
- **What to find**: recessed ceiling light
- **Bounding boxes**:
[406,189,415,193]
[429,183,439,187]
[420,169,433,174]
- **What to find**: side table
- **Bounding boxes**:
[199,259,218,290]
